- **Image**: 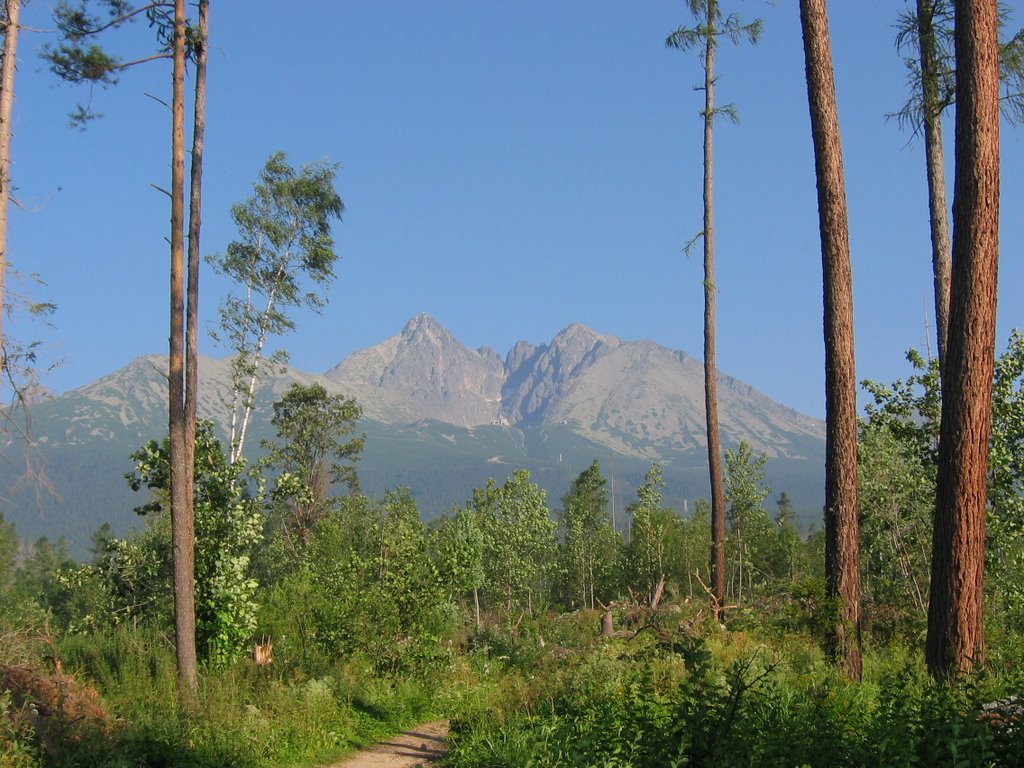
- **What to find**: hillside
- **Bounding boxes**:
[0,315,825,554]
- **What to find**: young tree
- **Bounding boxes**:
[126,422,264,668]
[926,0,1001,678]
[306,490,445,674]
[723,441,771,603]
[862,338,1024,642]
[560,459,610,610]
[769,492,803,584]
[798,0,862,680]
[208,152,344,464]
[475,470,556,615]
[263,382,363,549]
[667,1,761,622]
[627,462,671,606]
[432,505,486,630]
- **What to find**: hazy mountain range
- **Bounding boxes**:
[1,314,826,555]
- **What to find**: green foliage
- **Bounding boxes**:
[431,505,486,626]
[988,330,1024,636]
[304,490,448,674]
[38,625,440,768]
[263,382,364,551]
[42,1,205,126]
[893,1,1024,132]
[118,421,263,666]
[560,459,618,610]
[665,0,763,130]
[724,441,772,602]
[448,629,1024,768]
[859,336,1024,642]
[473,470,557,615]
[208,152,344,461]
[626,462,674,605]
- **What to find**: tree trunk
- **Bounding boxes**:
[473,586,481,632]
[0,0,20,400]
[798,0,862,681]
[916,0,953,370]
[926,0,999,679]
[169,0,197,692]
[702,0,727,624]
[184,0,208,532]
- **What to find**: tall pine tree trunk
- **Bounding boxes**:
[701,0,727,623]
[916,0,953,369]
[799,0,862,681]
[169,0,197,692]
[184,0,208,526]
[926,0,1000,679]
[0,0,19,399]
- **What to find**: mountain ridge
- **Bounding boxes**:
[1,314,826,554]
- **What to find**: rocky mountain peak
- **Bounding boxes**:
[400,312,452,345]
[323,315,823,456]
[326,314,504,427]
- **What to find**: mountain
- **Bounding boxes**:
[325,313,505,426]
[327,313,823,461]
[0,315,826,555]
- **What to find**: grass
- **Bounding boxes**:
[5,614,1024,767]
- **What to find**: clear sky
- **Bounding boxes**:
[7,1,1024,420]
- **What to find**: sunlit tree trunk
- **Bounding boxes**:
[169,0,197,692]
[926,0,999,679]
[799,0,862,681]
[699,0,727,623]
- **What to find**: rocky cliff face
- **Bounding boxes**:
[322,315,824,460]
[324,313,505,427]
[31,314,823,461]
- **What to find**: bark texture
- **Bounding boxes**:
[701,0,727,623]
[169,0,197,691]
[799,0,862,681]
[916,0,953,369]
[926,0,1000,679]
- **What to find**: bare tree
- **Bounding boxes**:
[798,0,862,681]
[0,1,20,397]
[667,0,761,622]
[926,0,1000,679]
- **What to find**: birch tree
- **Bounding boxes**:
[208,152,343,464]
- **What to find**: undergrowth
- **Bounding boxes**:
[2,627,442,768]
[445,625,1024,768]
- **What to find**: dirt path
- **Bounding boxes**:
[324,720,450,768]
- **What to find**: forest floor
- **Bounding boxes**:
[324,720,450,768]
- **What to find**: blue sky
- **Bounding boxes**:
[7,1,1024,419]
